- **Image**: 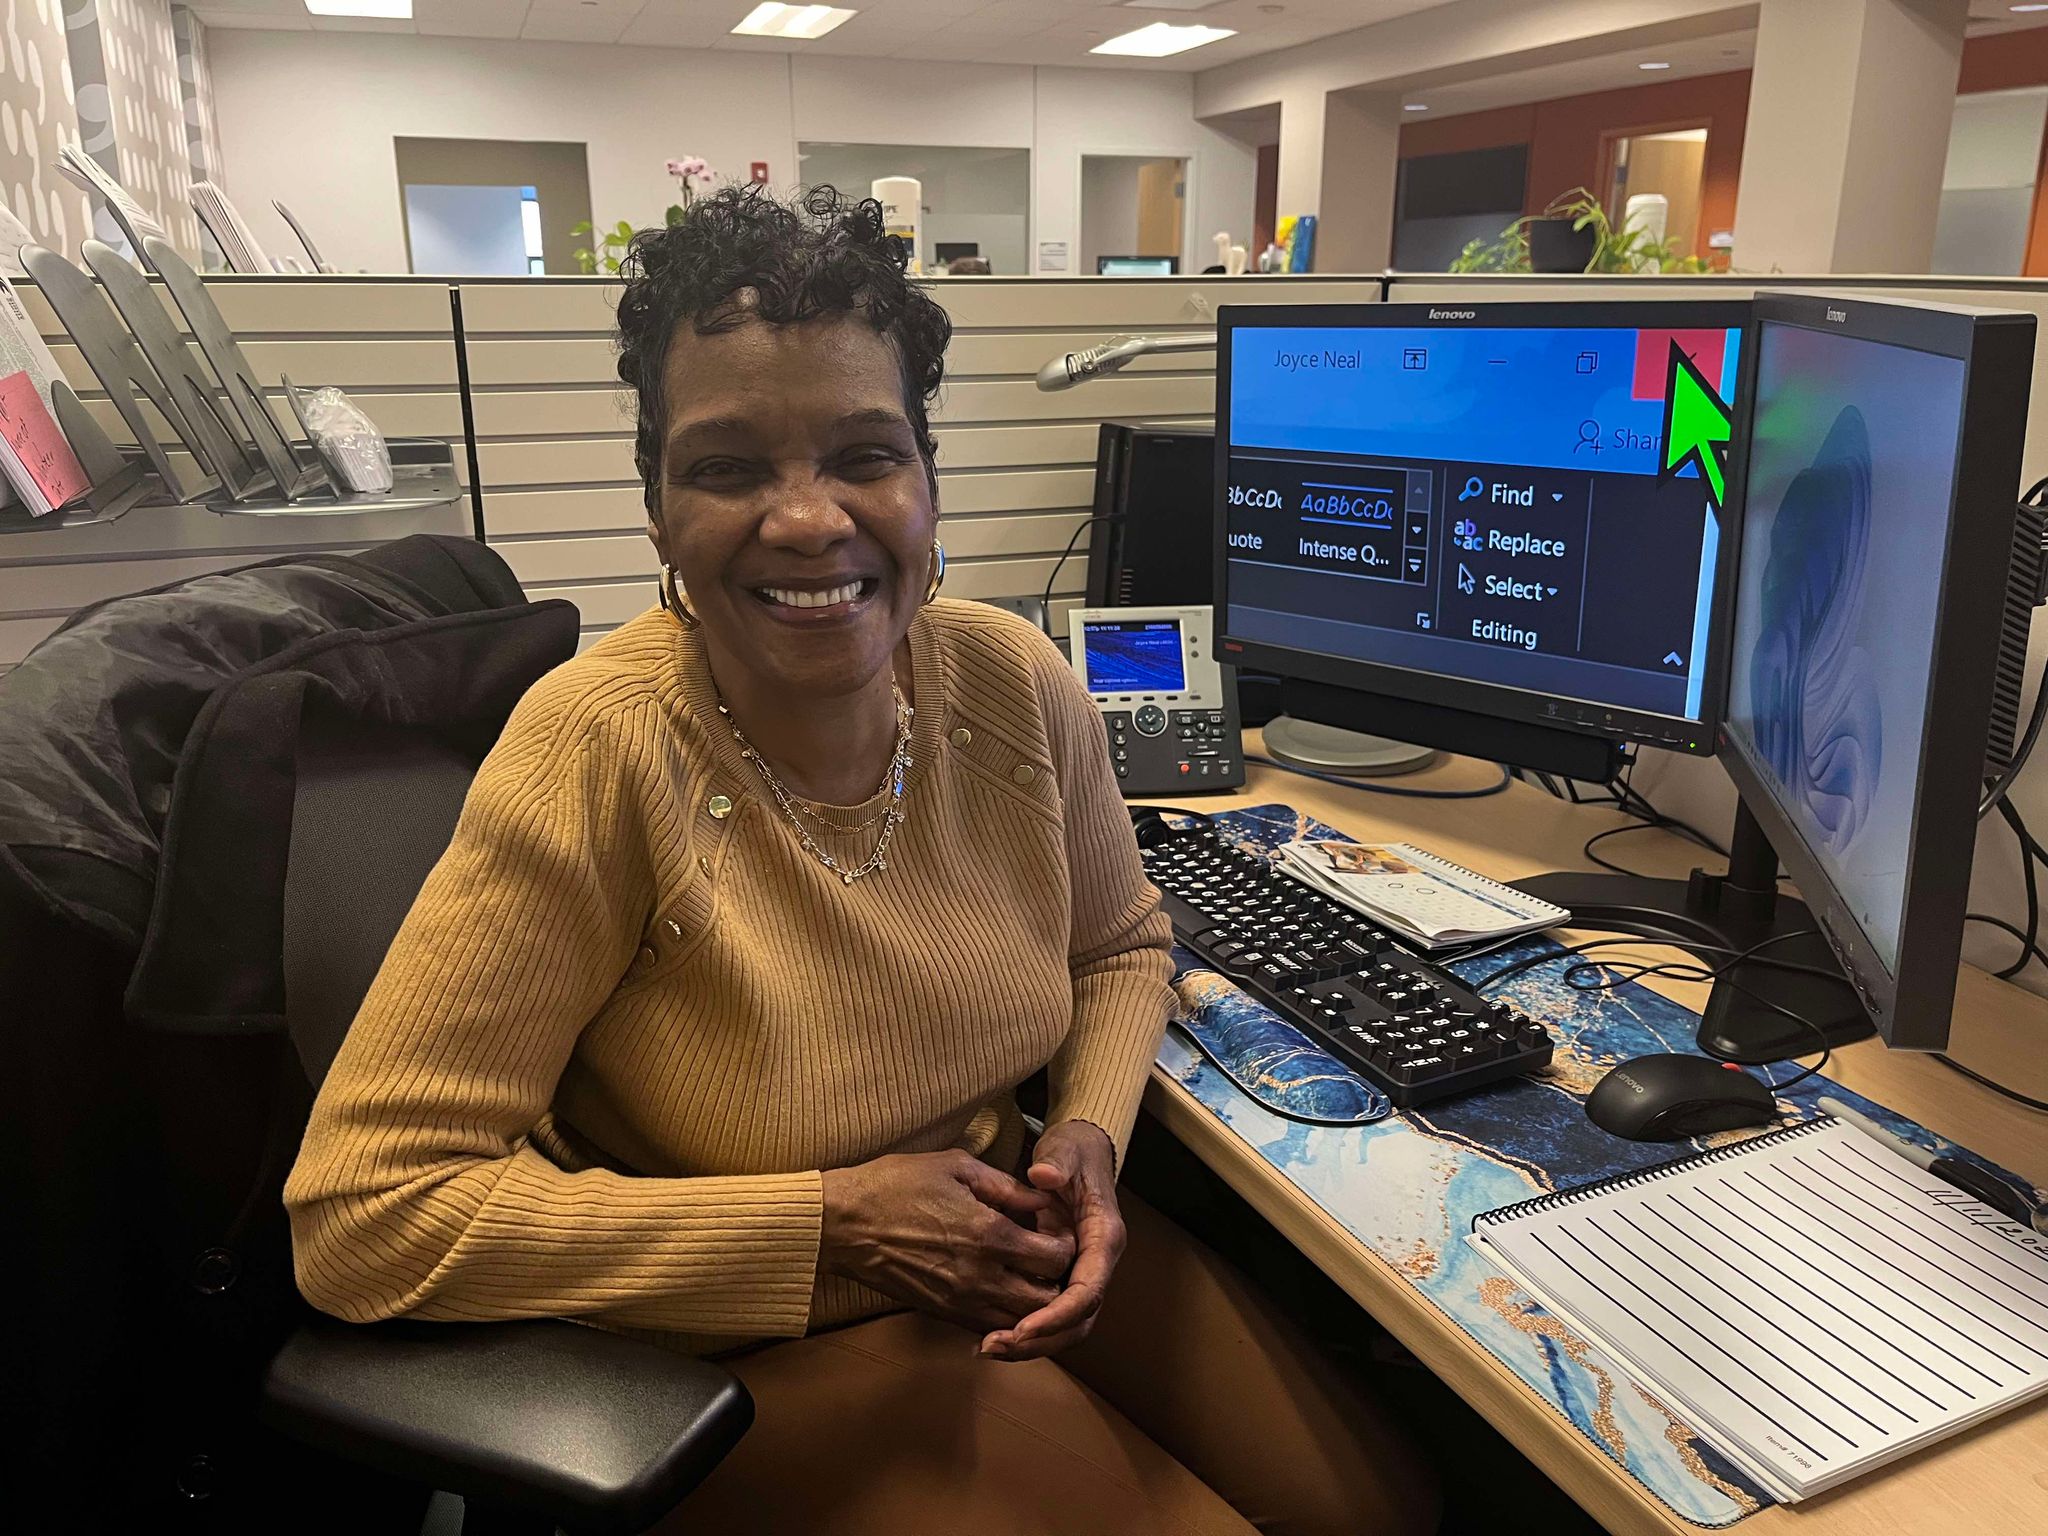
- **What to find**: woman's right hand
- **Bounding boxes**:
[819,1151,1078,1334]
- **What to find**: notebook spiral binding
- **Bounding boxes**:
[1408,845,1563,905]
[1469,1116,1832,1232]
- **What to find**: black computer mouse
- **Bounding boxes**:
[1585,1053,1778,1142]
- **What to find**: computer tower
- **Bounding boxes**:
[1086,421,1280,724]
[1085,422,1217,609]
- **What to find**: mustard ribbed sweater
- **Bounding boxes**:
[284,599,1175,1352]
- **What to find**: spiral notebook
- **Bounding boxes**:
[1275,838,1568,947]
[1468,1117,2048,1501]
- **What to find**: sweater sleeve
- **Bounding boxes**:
[1034,648,1176,1166]
[283,690,822,1336]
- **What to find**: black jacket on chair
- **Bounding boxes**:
[6,538,746,1532]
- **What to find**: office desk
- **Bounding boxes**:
[1140,751,2048,1536]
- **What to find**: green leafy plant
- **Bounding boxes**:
[1449,187,1714,275]
[570,219,637,275]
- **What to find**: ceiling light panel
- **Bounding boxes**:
[1091,22,1236,57]
[731,3,857,39]
[305,0,413,17]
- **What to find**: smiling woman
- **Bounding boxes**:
[283,183,1436,1535]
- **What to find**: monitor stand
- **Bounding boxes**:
[1260,716,1436,776]
[1513,800,1874,1064]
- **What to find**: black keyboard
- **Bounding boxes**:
[1140,824,1553,1108]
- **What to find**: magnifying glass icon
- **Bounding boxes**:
[1458,475,1484,502]
[1575,419,1602,453]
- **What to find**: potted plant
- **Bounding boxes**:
[572,155,722,274]
[1451,188,1714,275]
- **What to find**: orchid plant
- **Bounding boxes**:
[572,155,722,275]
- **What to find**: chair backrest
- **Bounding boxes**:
[282,704,478,1088]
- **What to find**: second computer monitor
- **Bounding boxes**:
[1215,300,1753,761]
[1098,255,1179,276]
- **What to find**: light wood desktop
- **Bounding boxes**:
[1139,747,2048,1536]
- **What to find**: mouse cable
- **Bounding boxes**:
[1466,930,1834,1090]
[1933,1054,2048,1113]
[1244,753,1511,800]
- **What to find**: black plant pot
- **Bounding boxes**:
[1528,216,1597,274]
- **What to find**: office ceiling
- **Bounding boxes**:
[187,0,1460,70]
[1395,3,2048,125]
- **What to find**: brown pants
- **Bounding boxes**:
[663,1195,1441,1535]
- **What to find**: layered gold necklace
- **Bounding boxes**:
[716,681,913,884]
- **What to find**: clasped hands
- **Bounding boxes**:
[818,1120,1124,1361]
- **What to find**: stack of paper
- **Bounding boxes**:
[0,275,71,515]
[0,370,89,515]
[192,181,270,275]
[56,144,169,249]
[1275,838,1569,949]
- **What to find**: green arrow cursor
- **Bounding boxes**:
[1660,338,1732,508]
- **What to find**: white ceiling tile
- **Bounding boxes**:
[520,0,645,44]
[416,0,536,39]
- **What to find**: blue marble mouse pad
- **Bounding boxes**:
[1160,803,2045,1527]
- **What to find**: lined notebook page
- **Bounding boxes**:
[1469,1118,2048,1501]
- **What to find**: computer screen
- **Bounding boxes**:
[1098,256,1178,276]
[1724,326,1965,973]
[1715,292,2034,1048]
[1080,617,1187,693]
[1216,302,1751,752]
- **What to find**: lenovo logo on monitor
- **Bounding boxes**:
[1427,308,1477,320]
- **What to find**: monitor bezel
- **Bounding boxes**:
[1715,291,2035,1050]
[1212,299,1758,757]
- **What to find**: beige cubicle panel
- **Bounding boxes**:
[458,274,1383,649]
[1,276,470,672]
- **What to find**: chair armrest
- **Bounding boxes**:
[260,1316,752,1536]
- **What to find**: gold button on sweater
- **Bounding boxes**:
[284,600,1175,1355]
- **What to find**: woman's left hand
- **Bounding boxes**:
[980,1120,1125,1361]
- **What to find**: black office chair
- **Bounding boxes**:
[3,539,750,1533]
[255,704,752,1534]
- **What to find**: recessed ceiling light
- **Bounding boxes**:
[304,0,411,16]
[1091,23,1236,57]
[2012,5,2048,13]
[1638,60,1672,70]
[731,4,857,40]
[1404,103,1429,112]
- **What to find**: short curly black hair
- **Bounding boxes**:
[614,183,952,516]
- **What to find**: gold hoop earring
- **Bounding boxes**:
[923,538,946,604]
[658,564,699,628]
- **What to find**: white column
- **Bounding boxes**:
[1273,86,1401,272]
[1731,0,1968,273]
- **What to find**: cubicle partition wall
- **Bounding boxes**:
[1,276,470,671]
[457,275,1382,649]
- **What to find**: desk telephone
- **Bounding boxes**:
[1067,605,1245,797]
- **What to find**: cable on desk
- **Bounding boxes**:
[1978,798,2048,981]
[1933,1053,2048,1113]
[1245,754,1511,800]
[1468,930,1835,1091]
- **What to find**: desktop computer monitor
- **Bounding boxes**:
[1098,255,1179,276]
[1215,299,1753,781]
[1717,291,2037,1051]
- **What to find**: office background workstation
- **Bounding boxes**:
[8,262,2048,1535]
[14,263,2048,999]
